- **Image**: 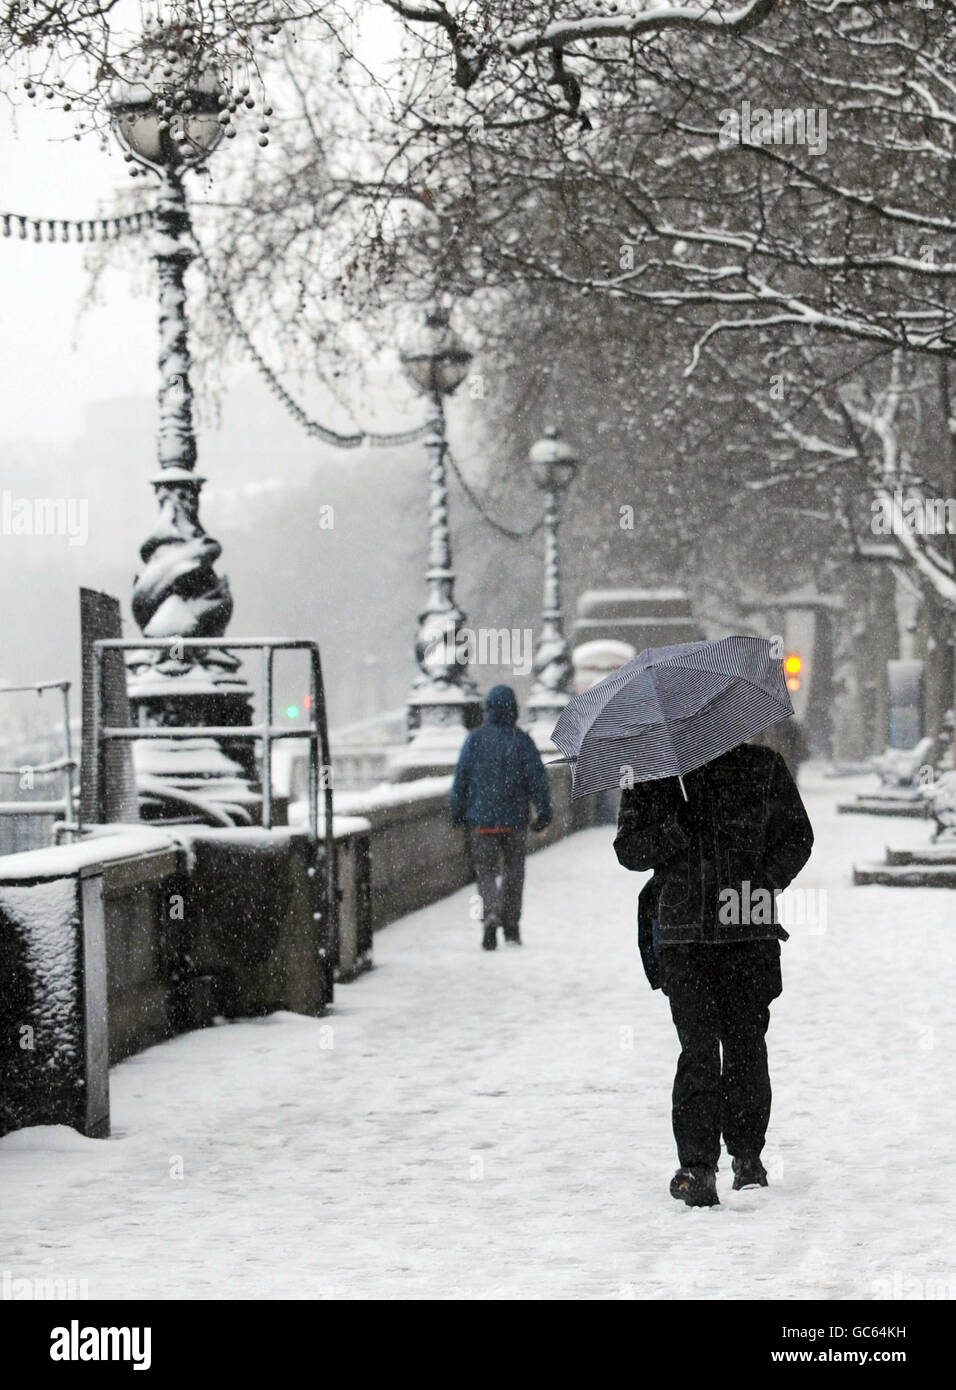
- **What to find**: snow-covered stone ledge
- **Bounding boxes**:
[0,820,368,1140]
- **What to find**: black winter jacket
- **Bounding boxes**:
[615,743,813,947]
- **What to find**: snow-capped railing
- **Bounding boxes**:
[0,679,79,848]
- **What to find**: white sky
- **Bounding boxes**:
[0,8,410,451]
[1,102,200,447]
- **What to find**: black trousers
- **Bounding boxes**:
[469,828,527,936]
[661,940,782,1170]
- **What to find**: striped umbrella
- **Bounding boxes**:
[551,636,794,800]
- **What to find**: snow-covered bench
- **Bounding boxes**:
[923,770,956,841]
[874,736,935,789]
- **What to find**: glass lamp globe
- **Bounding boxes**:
[110,61,223,169]
[529,426,579,491]
[400,304,473,397]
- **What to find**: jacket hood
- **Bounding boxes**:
[485,684,519,725]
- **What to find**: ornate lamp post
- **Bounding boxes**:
[110,47,259,819]
[391,302,483,779]
[526,426,580,746]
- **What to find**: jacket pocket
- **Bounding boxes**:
[720,810,765,849]
[717,812,765,894]
[658,859,691,914]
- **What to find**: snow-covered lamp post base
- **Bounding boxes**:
[126,660,261,823]
[390,685,483,781]
[525,689,572,752]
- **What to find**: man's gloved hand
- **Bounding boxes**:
[532,814,552,834]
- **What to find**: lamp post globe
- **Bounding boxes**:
[109,62,224,171]
[399,304,473,397]
[528,424,579,493]
[109,45,259,821]
[392,301,483,780]
[526,427,580,747]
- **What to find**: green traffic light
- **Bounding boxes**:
[286,704,300,719]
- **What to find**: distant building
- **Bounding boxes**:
[572,588,701,653]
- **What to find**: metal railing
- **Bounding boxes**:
[0,679,79,834]
[92,638,337,939]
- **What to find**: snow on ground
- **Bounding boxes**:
[1,769,954,1300]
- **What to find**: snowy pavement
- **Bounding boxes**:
[1,769,954,1300]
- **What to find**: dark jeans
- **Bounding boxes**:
[661,940,783,1170]
[469,828,527,937]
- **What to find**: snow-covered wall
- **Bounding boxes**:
[0,875,107,1139]
[0,825,347,1138]
[0,765,587,1139]
[336,763,589,932]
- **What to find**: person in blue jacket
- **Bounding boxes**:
[449,685,552,950]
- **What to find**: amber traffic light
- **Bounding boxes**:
[784,652,803,692]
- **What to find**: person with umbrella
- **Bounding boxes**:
[552,637,814,1208]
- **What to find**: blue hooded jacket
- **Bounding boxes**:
[449,685,553,830]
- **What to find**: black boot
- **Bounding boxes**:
[482,918,499,951]
[669,1167,719,1207]
[732,1156,768,1190]
[503,925,522,946]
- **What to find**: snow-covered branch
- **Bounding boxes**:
[504,0,776,56]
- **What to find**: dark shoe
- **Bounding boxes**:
[732,1156,768,1190]
[482,921,499,951]
[503,928,522,946]
[669,1167,719,1207]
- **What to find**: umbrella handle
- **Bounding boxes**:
[677,774,688,801]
